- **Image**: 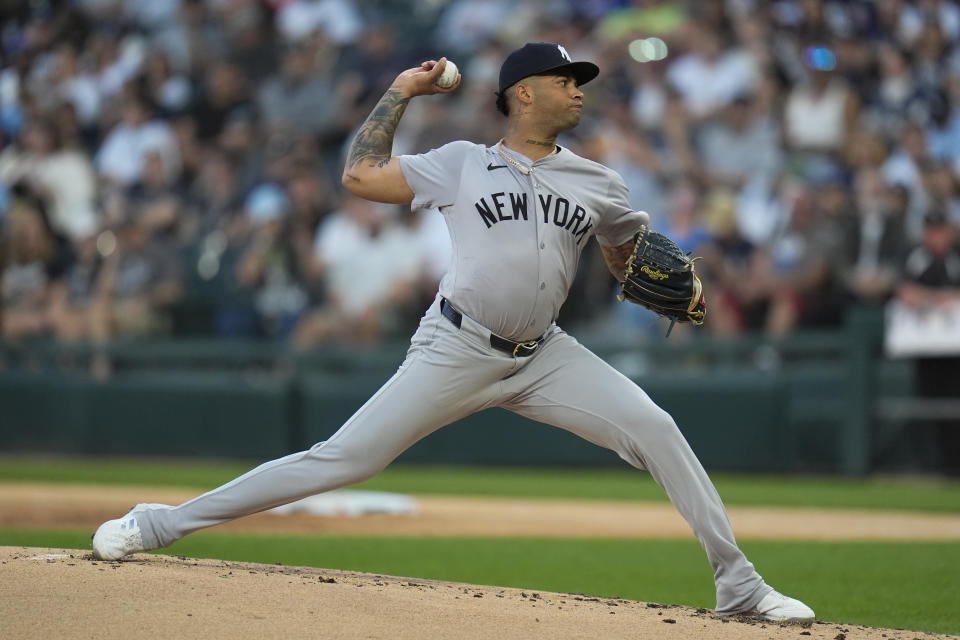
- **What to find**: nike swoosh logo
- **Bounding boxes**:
[487,163,508,171]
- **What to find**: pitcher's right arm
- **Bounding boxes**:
[341,58,460,204]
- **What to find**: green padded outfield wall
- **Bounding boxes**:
[0,370,293,459]
[2,366,794,471]
[0,310,928,474]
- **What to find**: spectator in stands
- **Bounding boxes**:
[50,43,101,133]
[190,60,252,143]
[89,212,182,340]
[150,0,229,76]
[406,94,465,157]
[832,32,876,99]
[924,88,960,167]
[628,55,669,135]
[783,44,859,157]
[453,39,511,145]
[921,159,960,224]
[896,210,960,475]
[897,0,960,47]
[122,147,183,240]
[87,29,145,113]
[659,87,698,179]
[1,188,72,339]
[216,107,263,199]
[841,126,889,176]
[433,0,511,56]
[285,165,335,243]
[666,21,757,122]
[293,193,421,347]
[3,0,960,349]
[258,41,337,137]
[661,179,711,255]
[48,230,101,342]
[795,174,857,327]
[274,0,364,47]
[0,116,99,242]
[283,167,335,307]
[182,148,243,242]
[697,93,782,190]
[729,12,776,78]
[170,114,203,188]
[912,22,952,96]
[95,91,179,190]
[235,182,313,339]
[52,101,96,158]
[883,123,931,238]
[219,3,276,75]
[696,188,757,337]
[842,169,909,306]
[870,42,920,140]
[122,0,181,34]
[142,50,192,118]
[761,177,851,335]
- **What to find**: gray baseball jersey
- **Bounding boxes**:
[128,141,773,616]
[399,141,639,341]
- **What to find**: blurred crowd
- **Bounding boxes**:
[2,0,960,349]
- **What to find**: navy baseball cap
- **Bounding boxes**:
[498,42,599,93]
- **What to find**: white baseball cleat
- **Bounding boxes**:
[91,503,171,560]
[744,589,815,623]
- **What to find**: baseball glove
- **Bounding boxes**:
[618,226,706,336]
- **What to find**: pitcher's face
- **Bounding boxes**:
[527,74,584,132]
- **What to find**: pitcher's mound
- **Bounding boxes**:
[0,546,947,640]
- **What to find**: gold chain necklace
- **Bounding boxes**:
[496,141,532,175]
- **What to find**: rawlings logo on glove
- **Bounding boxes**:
[640,265,669,281]
[618,226,706,336]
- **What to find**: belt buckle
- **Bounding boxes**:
[512,340,540,357]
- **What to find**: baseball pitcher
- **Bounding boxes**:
[92,43,814,623]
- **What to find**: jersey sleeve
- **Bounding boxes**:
[397,140,476,211]
[594,171,647,247]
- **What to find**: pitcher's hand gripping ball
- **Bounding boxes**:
[618,226,706,336]
[435,60,459,88]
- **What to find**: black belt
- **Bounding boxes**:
[440,298,544,357]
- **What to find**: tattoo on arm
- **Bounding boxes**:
[600,240,635,281]
[346,87,410,170]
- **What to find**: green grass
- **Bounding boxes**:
[5,457,958,633]
[2,456,959,512]
[4,530,958,635]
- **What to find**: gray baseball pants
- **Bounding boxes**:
[137,295,771,614]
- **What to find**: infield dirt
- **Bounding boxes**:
[3,483,960,639]
[3,546,957,640]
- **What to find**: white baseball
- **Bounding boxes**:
[436,60,459,88]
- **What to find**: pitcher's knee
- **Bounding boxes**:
[624,406,684,448]
[653,406,682,434]
[305,439,391,486]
